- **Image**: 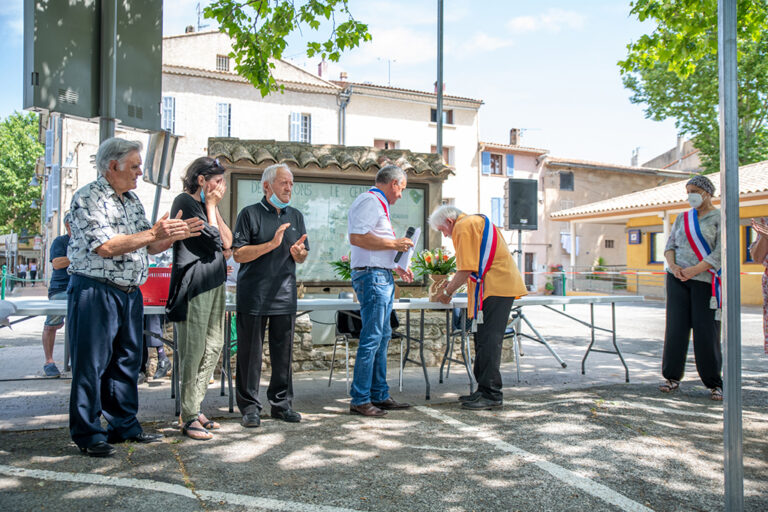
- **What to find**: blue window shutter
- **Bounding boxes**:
[491,197,502,226]
[481,151,491,175]
[290,112,301,141]
[506,154,515,176]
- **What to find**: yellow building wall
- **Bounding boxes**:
[624,207,768,305]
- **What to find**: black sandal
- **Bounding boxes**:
[659,379,680,393]
[198,414,220,430]
[181,419,212,441]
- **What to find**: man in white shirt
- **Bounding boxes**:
[347,165,414,417]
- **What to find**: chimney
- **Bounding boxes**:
[631,147,639,167]
[185,25,195,33]
[676,134,685,164]
[509,128,521,146]
[318,59,328,78]
[339,71,348,81]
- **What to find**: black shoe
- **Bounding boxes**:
[461,396,503,410]
[79,441,116,457]
[458,391,482,403]
[109,431,163,444]
[271,408,302,423]
[242,412,261,428]
[153,358,171,379]
[137,372,147,385]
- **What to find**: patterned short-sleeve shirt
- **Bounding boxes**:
[67,175,153,286]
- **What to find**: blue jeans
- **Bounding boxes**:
[350,268,394,406]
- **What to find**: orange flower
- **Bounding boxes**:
[442,254,449,261]
[424,253,433,264]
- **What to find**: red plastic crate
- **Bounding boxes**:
[140,267,172,306]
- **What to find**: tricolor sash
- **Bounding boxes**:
[682,208,721,313]
[368,188,395,237]
[469,215,498,331]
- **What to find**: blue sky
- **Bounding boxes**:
[1,0,679,166]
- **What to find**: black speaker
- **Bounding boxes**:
[504,178,538,231]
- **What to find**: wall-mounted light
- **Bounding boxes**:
[29,176,40,187]
[30,200,38,209]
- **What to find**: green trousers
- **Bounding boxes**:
[176,284,225,423]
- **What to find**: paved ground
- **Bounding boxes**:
[1,290,767,511]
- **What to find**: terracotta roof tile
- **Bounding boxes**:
[208,139,453,177]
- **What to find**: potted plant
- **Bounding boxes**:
[329,254,351,281]
[411,248,457,302]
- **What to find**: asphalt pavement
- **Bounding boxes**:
[1,289,766,511]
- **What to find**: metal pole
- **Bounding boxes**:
[517,229,523,276]
[436,0,444,156]
[718,0,743,509]
[1,264,6,300]
[99,0,118,142]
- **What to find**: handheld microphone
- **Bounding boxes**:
[394,226,416,263]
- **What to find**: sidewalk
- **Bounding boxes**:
[1,301,766,511]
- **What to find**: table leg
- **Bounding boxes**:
[439,309,452,383]
[611,303,629,382]
[461,309,475,393]
[419,310,430,400]
[581,305,596,375]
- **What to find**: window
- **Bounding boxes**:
[604,239,614,249]
[430,145,452,165]
[161,96,175,133]
[491,197,503,227]
[216,103,231,137]
[559,171,574,191]
[490,154,503,175]
[745,225,757,262]
[290,112,311,143]
[649,232,664,263]
[558,199,575,211]
[374,139,398,150]
[235,178,427,282]
[216,55,230,71]
[430,108,453,124]
[441,197,455,206]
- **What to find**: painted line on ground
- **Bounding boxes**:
[416,406,652,512]
[0,464,359,512]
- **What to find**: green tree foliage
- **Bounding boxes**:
[204,0,372,97]
[0,112,43,235]
[619,0,768,173]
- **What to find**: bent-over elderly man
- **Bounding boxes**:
[67,138,203,457]
[233,163,308,428]
[346,165,414,417]
[429,205,527,410]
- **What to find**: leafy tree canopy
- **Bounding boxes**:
[0,112,43,235]
[619,0,768,173]
[204,0,372,97]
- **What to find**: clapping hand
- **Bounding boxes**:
[290,234,308,262]
[153,211,203,241]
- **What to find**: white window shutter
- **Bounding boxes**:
[290,112,301,141]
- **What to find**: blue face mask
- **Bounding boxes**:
[270,193,291,209]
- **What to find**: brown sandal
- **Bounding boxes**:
[182,419,213,441]
[659,379,680,393]
[710,387,723,401]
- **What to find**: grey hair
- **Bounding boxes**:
[375,165,406,186]
[95,138,143,176]
[429,205,463,231]
[262,163,293,191]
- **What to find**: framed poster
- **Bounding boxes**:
[628,229,641,245]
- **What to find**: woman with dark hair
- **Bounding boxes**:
[660,174,723,401]
[166,157,233,440]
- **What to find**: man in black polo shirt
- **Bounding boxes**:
[233,163,308,428]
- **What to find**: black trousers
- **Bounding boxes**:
[235,313,295,415]
[473,296,515,401]
[662,273,722,389]
[68,275,144,448]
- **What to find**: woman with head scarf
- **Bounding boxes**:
[660,175,723,401]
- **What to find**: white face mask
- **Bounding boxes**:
[687,193,704,208]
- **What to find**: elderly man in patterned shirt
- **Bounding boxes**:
[67,137,203,457]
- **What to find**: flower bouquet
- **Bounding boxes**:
[411,248,456,301]
[329,254,352,280]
